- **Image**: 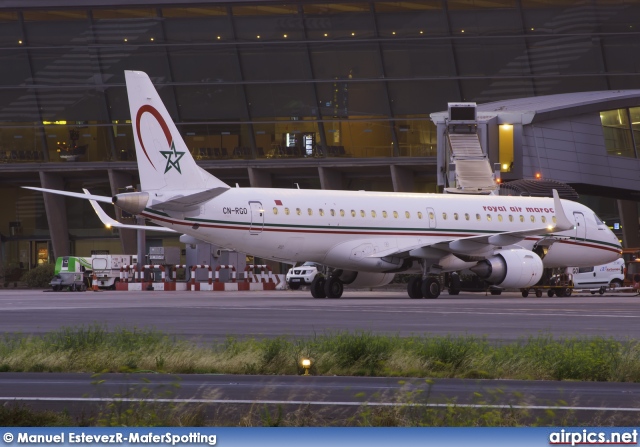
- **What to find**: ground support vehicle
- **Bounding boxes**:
[90,255,136,289]
[49,272,88,291]
[443,271,503,295]
[519,270,574,298]
[53,255,136,290]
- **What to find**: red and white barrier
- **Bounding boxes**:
[171,265,189,291]
[116,265,138,290]
[190,265,213,291]
[114,263,281,292]
[243,264,277,290]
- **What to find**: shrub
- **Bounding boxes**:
[21,264,55,288]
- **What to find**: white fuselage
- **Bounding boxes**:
[141,188,621,272]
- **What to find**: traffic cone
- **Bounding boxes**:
[92,274,99,292]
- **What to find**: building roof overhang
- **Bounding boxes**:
[431,90,640,126]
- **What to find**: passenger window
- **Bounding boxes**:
[308,208,313,216]
[371,210,377,218]
[519,215,524,222]
[351,210,356,217]
[405,211,410,219]
[453,213,458,220]
[360,210,365,217]
[442,212,447,220]
[273,207,278,215]
[476,214,481,221]
[296,208,301,215]
[285,207,290,215]
[382,211,388,218]
[429,211,435,220]
[330,209,335,217]
[417,211,423,219]
[393,211,398,218]
[486,214,492,222]
[530,215,535,223]
[552,216,557,224]
[465,213,470,220]
[508,215,513,222]
[541,216,547,223]
[340,209,345,217]
[319,209,324,216]
[498,214,503,222]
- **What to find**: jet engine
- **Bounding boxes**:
[339,271,395,288]
[470,249,543,288]
[112,192,149,215]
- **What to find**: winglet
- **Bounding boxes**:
[552,189,574,232]
[83,188,176,233]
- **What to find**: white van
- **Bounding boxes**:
[568,258,625,289]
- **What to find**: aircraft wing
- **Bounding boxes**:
[83,189,177,232]
[374,189,575,260]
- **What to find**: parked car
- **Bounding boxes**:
[285,262,324,290]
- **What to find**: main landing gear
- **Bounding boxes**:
[407,275,441,299]
[310,274,344,299]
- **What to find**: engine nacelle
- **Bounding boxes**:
[112,192,149,215]
[343,271,395,288]
[470,249,543,288]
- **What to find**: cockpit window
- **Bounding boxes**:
[594,214,605,225]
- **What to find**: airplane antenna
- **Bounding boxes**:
[236,183,240,188]
[295,183,300,189]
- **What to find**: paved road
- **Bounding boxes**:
[2,373,640,418]
[0,289,639,342]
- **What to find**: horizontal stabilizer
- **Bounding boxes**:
[23,186,112,203]
[83,189,177,233]
[149,187,229,211]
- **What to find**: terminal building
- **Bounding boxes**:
[0,0,639,271]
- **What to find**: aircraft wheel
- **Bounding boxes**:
[310,276,326,299]
[535,289,543,297]
[421,277,440,299]
[548,289,555,297]
[521,289,529,297]
[407,276,423,299]
[325,277,344,299]
[288,282,301,290]
[448,273,461,295]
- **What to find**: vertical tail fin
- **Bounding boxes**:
[125,70,228,192]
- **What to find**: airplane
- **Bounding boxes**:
[24,70,623,299]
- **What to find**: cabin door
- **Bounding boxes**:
[573,212,586,241]
[249,201,264,234]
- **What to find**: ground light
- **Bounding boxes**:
[301,358,311,375]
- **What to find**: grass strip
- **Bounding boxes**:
[1,324,639,381]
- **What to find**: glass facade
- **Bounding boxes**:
[0,0,636,164]
[0,0,639,265]
[601,108,637,158]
